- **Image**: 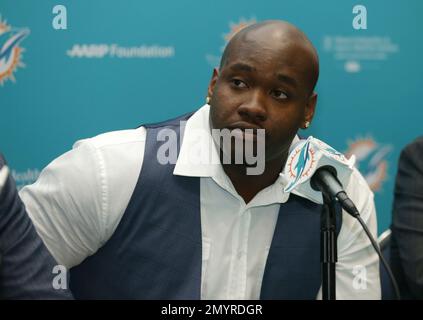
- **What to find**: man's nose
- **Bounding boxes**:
[237,91,267,123]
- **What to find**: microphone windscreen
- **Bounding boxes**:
[281,136,356,204]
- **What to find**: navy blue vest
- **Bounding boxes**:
[70,112,342,299]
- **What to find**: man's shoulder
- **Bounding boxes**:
[140,110,197,129]
[347,166,374,200]
[75,127,147,151]
[402,136,423,159]
[74,108,200,151]
[396,136,423,181]
[69,127,148,190]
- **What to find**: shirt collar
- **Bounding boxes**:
[173,104,304,204]
[174,104,221,178]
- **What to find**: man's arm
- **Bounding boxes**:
[19,128,146,269]
[391,137,423,298]
[0,155,73,299]
[18,141,107,268]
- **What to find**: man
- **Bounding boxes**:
[391,137,423,299]
[20,20,380,299]
[0,154,72,299]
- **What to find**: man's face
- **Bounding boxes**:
[208,40,317,164]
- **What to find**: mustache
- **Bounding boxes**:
[225,121,263,130]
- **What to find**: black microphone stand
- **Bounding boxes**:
[321,193,339,300]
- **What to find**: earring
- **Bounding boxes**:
[206,96,211,104]
[304,121,310,129]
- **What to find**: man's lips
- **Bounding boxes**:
[226,122,262,131]
[222,122,267,142]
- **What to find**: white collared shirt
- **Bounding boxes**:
[20,104,381,299]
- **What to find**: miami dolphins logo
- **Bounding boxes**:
[345,137,392,191]
[223,18,256,43]
[285,140,317,192]
[0,16,30,85]
[206,18,256,67]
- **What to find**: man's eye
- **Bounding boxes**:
[231,79,247,88]
[272,90,288,100]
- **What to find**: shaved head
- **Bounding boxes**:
[219,20,319,94]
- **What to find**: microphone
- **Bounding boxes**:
[282,136,401,299]
[282,136,360,218]
[310,165,359,218]
[282,136,357,205]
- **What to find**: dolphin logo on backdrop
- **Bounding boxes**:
[0,15,30,85]
[205,17,256,67]
[221,18,256,46]
[345,137,392,192]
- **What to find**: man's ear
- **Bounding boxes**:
[207,68,219,98]
[303,92,317,128]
